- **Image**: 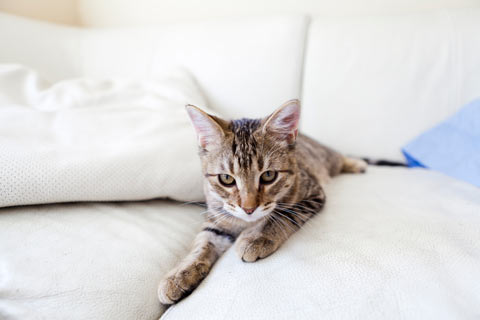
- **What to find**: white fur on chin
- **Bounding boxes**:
[226,205,274,223]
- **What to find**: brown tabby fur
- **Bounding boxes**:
[158,100,366,304]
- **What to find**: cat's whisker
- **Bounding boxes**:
[272,216,288,240]
[277,200,322,205]
[285,214,310,229]
[271,211,311,242]
[271,213,296,235]
[293,202,324,211]
[213,214,227,225]
[273,206,311,223]
[273,210,303,228]
[268,215,289,241]
[289,202,325,214]
[273,213,308,226]
[206,215,226,223]
[210,213,227,223]
[275,203,320,216]
[211,212,233,228]
[270,215,288,239]
[179,200,207,207]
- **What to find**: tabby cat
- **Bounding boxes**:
[158,99,366,304]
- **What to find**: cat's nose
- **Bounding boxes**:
[242,207,257,215]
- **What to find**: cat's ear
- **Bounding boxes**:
[262,99,300,144]
[185,105,226,150]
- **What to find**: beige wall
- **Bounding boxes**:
[1,0,479,27]
[0,0,78,25]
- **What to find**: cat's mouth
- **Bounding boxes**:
[223,204,275,223]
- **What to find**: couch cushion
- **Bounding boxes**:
[301,9,480,161]
[80,16,308,119]
[162,167,480,319]
[0,200,204,320]
[0,12,81,82]
[0,13,308,120]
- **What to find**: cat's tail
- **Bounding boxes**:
[362,158,407,167]
[341,156,407,175]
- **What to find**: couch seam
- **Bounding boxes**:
[298,15,312,104]
[444,10,461,110]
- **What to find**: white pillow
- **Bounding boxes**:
[0,64,208,207]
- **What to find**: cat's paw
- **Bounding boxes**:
[342,157,368,174]
[158,262,209,305]
[236,234,278,262]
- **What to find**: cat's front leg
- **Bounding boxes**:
[236,193,326,262]
[235,222,284,262]
[158,224,234,304]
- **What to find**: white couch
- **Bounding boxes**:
[1,10,480,320]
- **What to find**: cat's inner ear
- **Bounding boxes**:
[262,99,301,144]
[185,105,226,150]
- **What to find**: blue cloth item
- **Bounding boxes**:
[402,98,480,187]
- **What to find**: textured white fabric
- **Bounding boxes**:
[0,200,204,320]
[301,9,480,161]
[162,167,480,320]
[0,64,208,207]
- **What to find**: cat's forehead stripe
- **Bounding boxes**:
[230,118,262,170]
[257,154,264,171]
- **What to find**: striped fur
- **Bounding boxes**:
[158,100,367,305]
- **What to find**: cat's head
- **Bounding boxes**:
[186,100,300,222]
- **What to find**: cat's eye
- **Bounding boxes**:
[260,170,277,184]
[218,174,236,187]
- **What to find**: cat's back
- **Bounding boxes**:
[295,134,344,181]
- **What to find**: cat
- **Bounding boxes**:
[158,99,367,304]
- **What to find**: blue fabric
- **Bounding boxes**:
[402,98,480,187]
